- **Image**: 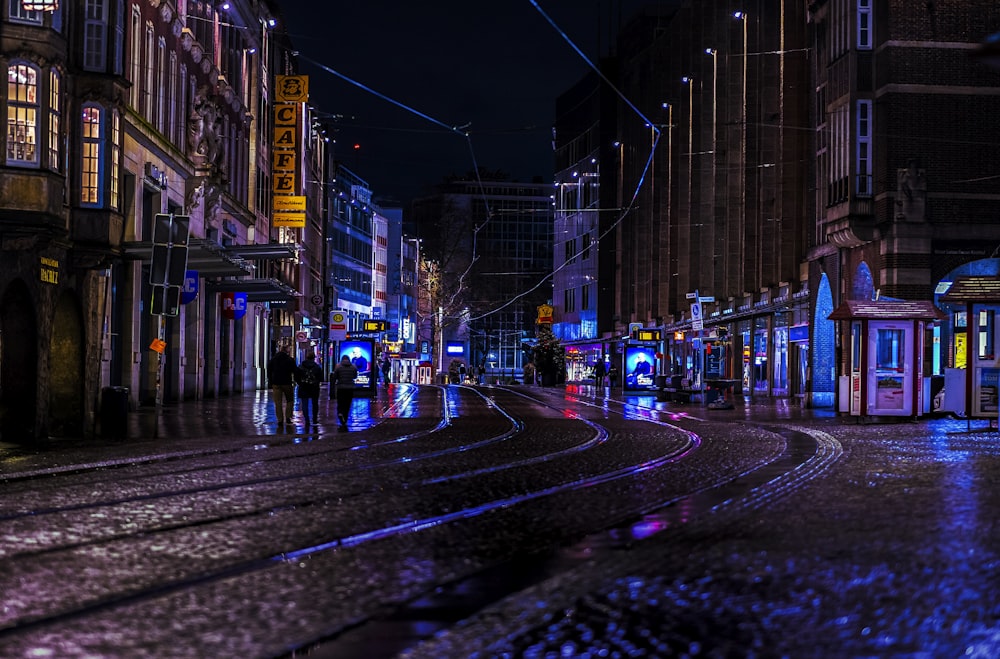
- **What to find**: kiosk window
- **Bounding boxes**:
[852,321,862,372]
[978,309,995,360]
[876,328,903,370]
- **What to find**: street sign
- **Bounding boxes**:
[690,301,704,331]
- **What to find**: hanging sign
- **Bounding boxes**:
[181,270,198,304]
[221,292,247,320]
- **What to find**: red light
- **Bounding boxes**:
[353,143,361,150]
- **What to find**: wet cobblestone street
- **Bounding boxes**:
[1,383,998,658]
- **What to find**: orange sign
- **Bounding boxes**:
[275,75,308,103]
[149,338,167,353]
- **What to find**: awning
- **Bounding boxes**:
[827,299,946,321]
[206,277,300,303]
[940,276,1000,304]
[122,239,298,278]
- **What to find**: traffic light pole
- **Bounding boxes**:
[154,315,165,438]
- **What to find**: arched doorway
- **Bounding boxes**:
[49,290,85,436]
[1,280,39,440]
[853,262,876,300]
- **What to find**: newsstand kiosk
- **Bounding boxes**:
[940,276,1000,424]
[829,300,945,419]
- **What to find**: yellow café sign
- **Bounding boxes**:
[272,75,308,228]
[536,304,553,325]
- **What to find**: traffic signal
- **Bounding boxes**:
[149,214,190,316]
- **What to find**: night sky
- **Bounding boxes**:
[275,1,654,204]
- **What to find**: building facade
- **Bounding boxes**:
[0,0,307,441]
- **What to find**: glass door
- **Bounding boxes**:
[867,321,912,415]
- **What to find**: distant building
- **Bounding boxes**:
[410,178,554,373]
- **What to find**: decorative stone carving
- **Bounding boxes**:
[188,89,223,169]
[895,160,926,222]
[179,28,194,52]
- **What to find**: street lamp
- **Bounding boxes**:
[734,11,749,285]
[682,76,695,240]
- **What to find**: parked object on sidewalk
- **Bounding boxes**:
[100,387,129,438]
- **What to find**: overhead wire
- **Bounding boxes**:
[291,4,661,327]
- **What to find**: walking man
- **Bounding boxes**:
[332,355,358,430]
[267,345,296,427]
[295,350,323,426]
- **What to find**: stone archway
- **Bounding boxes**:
[49,290,85,436]
[0,280,39,440]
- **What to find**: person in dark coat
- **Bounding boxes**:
[295,350,323,426]
[331,355,358,430]
[267,345,296,426]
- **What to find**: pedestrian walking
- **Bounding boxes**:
[459,362,468,384]
[295,350,323,426]
[477,362,486,385]
[594,359,606,387]
[607,365,619,390]
[381,354,391,385]
[332,355,358,430]
[267,345,296,427]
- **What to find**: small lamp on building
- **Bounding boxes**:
[22,0,58,10]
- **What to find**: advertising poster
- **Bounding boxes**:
[624,345,656,391]
[977,367,1000,416]
[338,339,375,395]
[875,376,904,410]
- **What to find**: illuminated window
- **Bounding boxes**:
[47,69,60,170]
[7,63,39,165]
[110,110,120,208]
[81,105,103,205]
[8,0,41,23]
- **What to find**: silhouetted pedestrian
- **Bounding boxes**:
[332,355,358,430]
[267,345,296,427]
[295,350,323,426]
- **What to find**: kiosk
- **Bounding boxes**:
[940,276,1000,421]
[829,300,944,418]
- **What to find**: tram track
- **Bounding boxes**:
[0,385,701,653]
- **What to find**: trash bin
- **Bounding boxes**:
[101,386,129,438]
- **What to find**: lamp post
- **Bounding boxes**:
[734,11,749,288]
[681,76,695,260]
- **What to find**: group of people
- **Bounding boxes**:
[267,345,360,431]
